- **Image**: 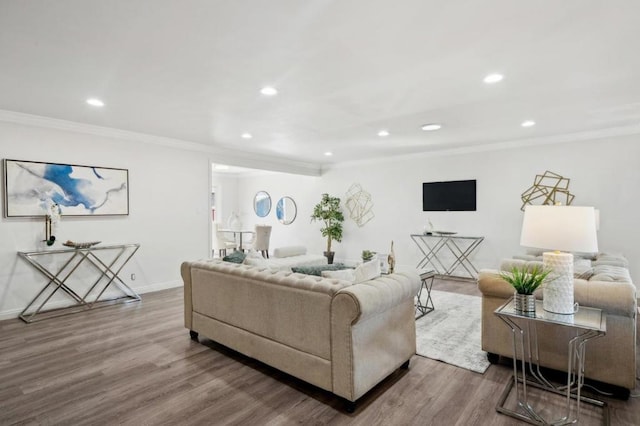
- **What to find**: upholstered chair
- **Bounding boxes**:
[212,222,237,257]
[252,225,272,258]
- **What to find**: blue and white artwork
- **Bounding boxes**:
[3,159,129,217]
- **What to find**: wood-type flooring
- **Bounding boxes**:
[1,279,638,425]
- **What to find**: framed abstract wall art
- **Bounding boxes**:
[3,159,129,217]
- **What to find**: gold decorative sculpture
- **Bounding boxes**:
[345,183,374,227]
[520,171,575,211]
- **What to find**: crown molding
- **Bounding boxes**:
[322,123,640,172]
[0,110,322,176]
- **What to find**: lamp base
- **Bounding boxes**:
[542,251,575,314]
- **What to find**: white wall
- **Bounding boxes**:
[0,121,210,319]
[232,136,640,287]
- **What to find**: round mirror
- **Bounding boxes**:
[276,196,297,225]
[253,191,272,217]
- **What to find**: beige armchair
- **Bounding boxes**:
[252,225,272,258]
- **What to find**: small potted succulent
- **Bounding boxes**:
[362,250,376,262]
[500,265,551,315]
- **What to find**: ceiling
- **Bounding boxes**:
[1,0,640,168]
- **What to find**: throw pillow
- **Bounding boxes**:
[222,250,246,264]
[354,259,381,283]
[321,269,356,282]
[243,256,268,267]
[291,263,351,276]
[245,249,264,260]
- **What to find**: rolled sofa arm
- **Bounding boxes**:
[330,271,420,401]
[335,272,421,323]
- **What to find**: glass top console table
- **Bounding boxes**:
[410,234,484,280]
[17,243,141,323]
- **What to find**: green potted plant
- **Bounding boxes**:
[500,265,551,315]
[310,193,344,264]
[362,250,376,262]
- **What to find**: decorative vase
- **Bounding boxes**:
[388,241,396,274]
[324,251,335,264]
[514,293,536,316]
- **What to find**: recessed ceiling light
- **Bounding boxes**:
[86,98,104,107]
[377,130,390,137]
[421,123,442,131]
[483,73,504,84]
[260,86,278,96]
[241,133,253,139]
[324,151,333,156]
[521,120,536,127]
[214,164,229,170]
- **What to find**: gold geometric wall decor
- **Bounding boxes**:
[520,170,575,211]
[345,183,374,227]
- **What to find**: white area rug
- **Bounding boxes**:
[415,289,490,374]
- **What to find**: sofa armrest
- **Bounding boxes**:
[330,272,419,401]
[337,272,421,322]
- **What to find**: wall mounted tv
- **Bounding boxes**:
[422,179,476,211]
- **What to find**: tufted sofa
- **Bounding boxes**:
[181,259,420,409]
[478,253,637,396]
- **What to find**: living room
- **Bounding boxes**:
[1,1,639,424]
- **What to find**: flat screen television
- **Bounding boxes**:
[422,179,476,211]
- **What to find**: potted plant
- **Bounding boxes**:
[362,250,376,262]
[310,193,344,264]
[500,265,551,315]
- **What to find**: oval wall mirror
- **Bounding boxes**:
[253,191,272,217]
[276,196,297,225]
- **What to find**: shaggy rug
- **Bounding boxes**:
[415,289,490,374]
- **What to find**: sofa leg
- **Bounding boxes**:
[189,330,199,341]
[400,359,410,369]
[487,352,500,364]
[344,400,356,413]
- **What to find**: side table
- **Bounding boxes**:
[494,299,609,425]
[18,243,141,323]
[415,270,436,319]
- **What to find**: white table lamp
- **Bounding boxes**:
[520,205,598,314]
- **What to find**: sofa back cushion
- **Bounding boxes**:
[188,260,353,360]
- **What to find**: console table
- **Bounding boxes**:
[494,299,608,425]
[410,234,484,280]
[18,243,141,323]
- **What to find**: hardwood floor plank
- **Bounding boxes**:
[0,283,637,426]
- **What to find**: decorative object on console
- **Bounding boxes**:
[310,193,344,264]
[43,201,61,246]
[423,218,435,235]
[377,253,389,274]
[253,191,271,218]
[3,159,129,217]
[500,265,551,315]
[62,240,101,249]
[388,241,396,274]
[345,183,374,227]
[520,205,598,314]
[276,196,297,225]
[520,170,575,211]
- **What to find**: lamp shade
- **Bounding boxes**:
[520,205,598,253]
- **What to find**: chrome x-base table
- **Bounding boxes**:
[18,243,141,323]
[410,234,484,280]
[494,299,608,425]
[415,270,436,319]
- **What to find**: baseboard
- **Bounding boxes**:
[0,279,182,321]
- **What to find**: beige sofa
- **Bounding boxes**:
[181,259,420,410]
[478,259,637,396]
